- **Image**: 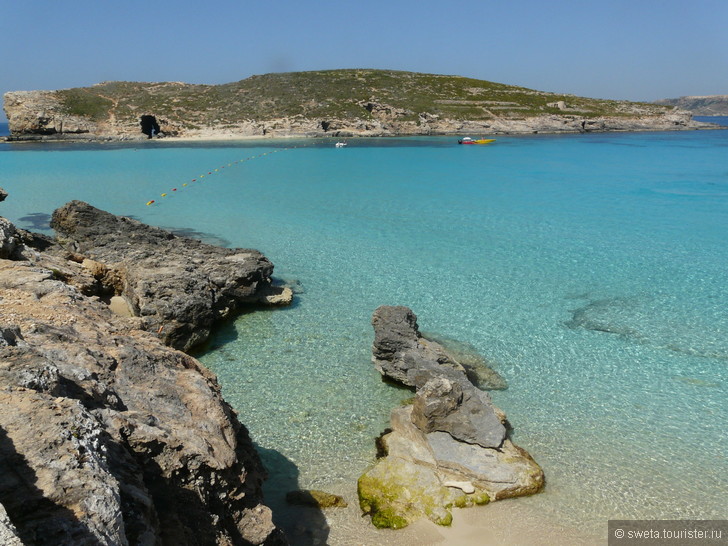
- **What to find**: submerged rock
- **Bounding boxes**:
[50,201,291,351]
[285,489,348,508]
[421,331,508,390]
[359,306,544,529]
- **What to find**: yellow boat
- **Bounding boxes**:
[458,137,496,145]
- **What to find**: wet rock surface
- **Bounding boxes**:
[51,201,292,352]
[0,207,286,545]
[359,306,544,529]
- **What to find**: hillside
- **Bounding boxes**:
[3,69,705,140]
[654,95,728,115]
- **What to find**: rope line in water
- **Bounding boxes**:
[145,146,303,206]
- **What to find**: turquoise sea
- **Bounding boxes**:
[1,126,727,541]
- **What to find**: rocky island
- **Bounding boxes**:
[0,196,289,545]
[2,69,713,141]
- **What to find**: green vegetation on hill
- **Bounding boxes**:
[53,69,672,127]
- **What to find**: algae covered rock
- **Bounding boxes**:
[358,457,456,529]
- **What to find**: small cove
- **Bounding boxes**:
[2,131,727,541]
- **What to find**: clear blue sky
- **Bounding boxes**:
[2,0,727,121]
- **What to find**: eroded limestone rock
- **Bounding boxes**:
[50,201,287,351]
[359,306,544,529]
[0,217,286,544]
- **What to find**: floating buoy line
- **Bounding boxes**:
[145,145,304,206]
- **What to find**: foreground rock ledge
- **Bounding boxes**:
[0,208,286,544]
[359,306,544,529]
[50,201,292,352]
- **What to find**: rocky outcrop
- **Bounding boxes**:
[359,306,544,529]
[0,205,286,545]
[50,201,291,352]
[2,91,98,137]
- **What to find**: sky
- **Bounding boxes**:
[1,0,727,122]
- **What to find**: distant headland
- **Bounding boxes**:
[654,94,728,116]
[2,69,717,141]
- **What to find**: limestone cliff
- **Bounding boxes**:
[2,70,713,141]
[0,201,286,545]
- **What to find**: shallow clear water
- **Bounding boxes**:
[2,131,727,537]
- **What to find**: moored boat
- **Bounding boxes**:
[458,137,496,145]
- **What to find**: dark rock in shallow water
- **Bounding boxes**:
[371,305,506,447]
[371,306,473,388]
[50,201,291,351]
[360,306,543,529]
[285,489,347,508]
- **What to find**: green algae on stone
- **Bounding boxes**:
[452,490,490,509]
[358,457,456,529]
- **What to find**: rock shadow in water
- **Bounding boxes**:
[256,445,330,546]
[17,212,51,231]
[164,226,232,248]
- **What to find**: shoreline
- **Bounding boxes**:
[2,117,725,144]
[3,124,725,145]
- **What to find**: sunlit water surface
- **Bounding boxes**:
[2,129,727,540]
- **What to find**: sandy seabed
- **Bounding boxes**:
[278,481,603,546]
[324,500,602,546]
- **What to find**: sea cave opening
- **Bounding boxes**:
[140,115,160,138]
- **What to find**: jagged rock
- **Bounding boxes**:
[371,306,470,388]
[411,377,504,449]
[360,306,543,529]
[50,201,287,351]
[371,305,506,447]
[0,218,19,259]
[0,235,285,544]
[0,188,7,202]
